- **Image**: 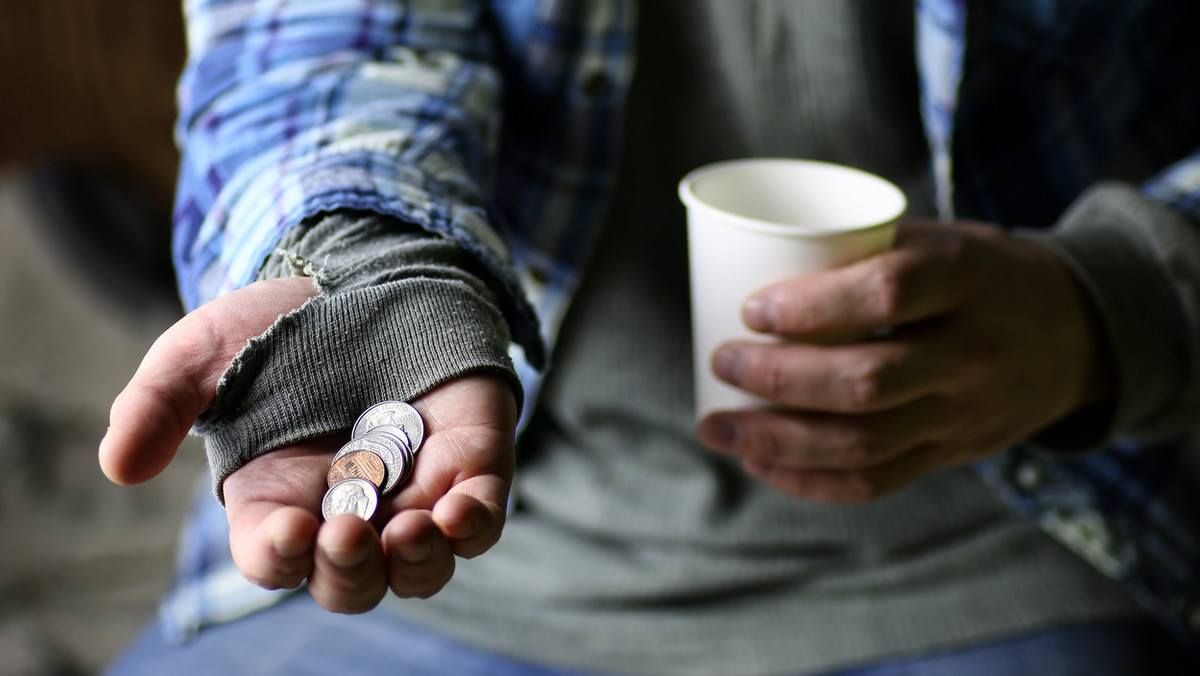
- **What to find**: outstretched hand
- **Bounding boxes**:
[99,276,518,612]
[697,219,1114,503]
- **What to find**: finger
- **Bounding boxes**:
[698,399,941,471]
[385,379,516,551]
[743,442,948,504]
[390,431,513,512]
[223,442,339,591]
[227,504,320,591]
[382,510,456,599]
[390,463,508,559]
[711,326,955,412]
[431,491,507,559]
[98,316,218,484]
[308,514,389,613]
[98,277,318,485]
[742,237,962,338]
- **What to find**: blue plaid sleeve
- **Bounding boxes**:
[172,0,542,360]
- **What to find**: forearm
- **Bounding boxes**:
[171,1,544,500]
[172,0,542,361]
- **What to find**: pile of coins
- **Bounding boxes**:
[321,401,426,522]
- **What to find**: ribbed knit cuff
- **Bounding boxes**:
[1019,182,1193,447]
[194,277,519,504]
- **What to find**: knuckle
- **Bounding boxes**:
[754,427,787,464]
[737,422,784,463]
[763,358,790,401]
[837,426,881,467]
[864,264,905,320]
[785,293,821,332]
[956,334,1004,389]
[768,360,787,401]
[745,350,790,401]
[842,358,892,409]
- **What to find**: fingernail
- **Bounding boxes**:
[712,346,745,386]
[743,297,777,332]
[326,542,369,568]
[699,415,738,453]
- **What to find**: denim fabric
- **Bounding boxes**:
[108,590,1195,676]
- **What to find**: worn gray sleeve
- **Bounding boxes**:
[1020,182,1200,450]
[193,211,520,503]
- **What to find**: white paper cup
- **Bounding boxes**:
[679,158,907,419]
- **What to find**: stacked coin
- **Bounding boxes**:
[321,401,426,521]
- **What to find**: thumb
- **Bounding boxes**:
[99,276,318,484]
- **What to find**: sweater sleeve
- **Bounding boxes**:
[193,210,520,504]
[172,0,544,369]
[1021,182,1200,450]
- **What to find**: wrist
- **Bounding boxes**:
[1017,234,1119,454]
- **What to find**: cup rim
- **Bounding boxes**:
[678,158,907,236]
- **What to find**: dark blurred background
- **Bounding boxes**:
[0,3,210,674]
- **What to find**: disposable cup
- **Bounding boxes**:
[679,158,906,419]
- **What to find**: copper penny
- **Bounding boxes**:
[327,449,387,489]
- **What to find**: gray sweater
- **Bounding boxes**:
[197,2,1200,674]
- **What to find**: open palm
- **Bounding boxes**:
[99,276,517,612]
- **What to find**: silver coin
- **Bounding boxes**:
[360,431,415,488]
[362,425,416,487]
[353,401,425,452]
[321,478,379,521]
[333,435,412,494]
[363,424,412,453]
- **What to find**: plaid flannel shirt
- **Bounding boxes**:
[164,0,1200,653]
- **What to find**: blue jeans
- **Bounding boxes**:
[106,591,1196,676]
